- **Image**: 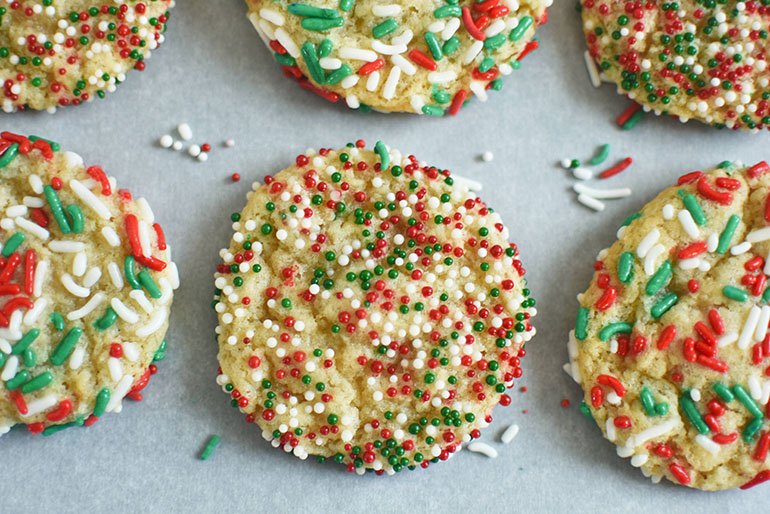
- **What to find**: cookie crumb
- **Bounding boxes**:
[200,434,221,461]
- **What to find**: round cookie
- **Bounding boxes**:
[568,162,770,490]
[0,132,179,437]
[246,0,549,114]
[581,0,770,131]
[0,1,174,113]
[214,140,536,474]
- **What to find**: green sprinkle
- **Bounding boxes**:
[680,395,709,434]
[655,402,669,416]
[21,371,53,393]
[484,33,506,50]
[94,307,118,331]
[301,42,326,84]
[434,5,462,17]
[589,144,611,165]
[682,194,707,226]
[2,232,24,257]
[743,417,764,442]
[137,270,162,299]
[424,32,443,60]
[50,312,65,331]
[11,328,40,355]
[65,204,84,233]
[326,64,352,85]
[598,322,632,341]
[93,387,111,417]
[338,0,354,11]
[722,285,749,302]
[49,327,83,366]
[640,387,656,416]
[622,110,644,130]
[712,382,735,403]
[5,370,29,390]
[124,256,142,289]
[375,141,390,170]
[287,4,339,18]
[442,36,460,55]
[421,105,445,116]
[617,252,635,284]
[579,401,594,421]
[42,417,84,436]
[44,185,71,234]
[733,384,764,419]
[22,348,36,368]
[0,143,19,168]
[575,307,589,340]
[651,293,678,318]
[318,38,333,57]
[372,18,398,39]
[200,434,221,460]
[716,214,741,254]
[509,15,533,41]
[301,17,344,31]
[620,212,642,227]
[646,261,672,295]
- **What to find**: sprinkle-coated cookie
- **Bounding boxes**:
[0,132,179,437]
[246,0,549,114]
[581,0,770,131]
[214,141,536,474]
[568,162,770,490]
[0,0,174,113]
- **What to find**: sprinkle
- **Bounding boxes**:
[177,123,193,141]
[467,441,498,458]
[577,194,605,212]
[573,183,631,199]
[200,434,221,460]
[589,144,611,166]
[716,215,741,254]
[481,151,494,162]
[500,423,519,444]
[599,158,632,179]
[159,135,173,148]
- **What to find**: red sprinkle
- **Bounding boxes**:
[599,157,633,179]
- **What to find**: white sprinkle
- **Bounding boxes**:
[130,290,154,313]
[632,419,678,447]
[224,138,235,148]
[749,374,763,400]
[67,292,105,320]
[467,441,498,458]
[481,151,494,162]
[177,123,193,141]
[69,346,85,370]
[577,194,605,212]
[755,305,770,341]
[136,307,167,337]
[172,141,183,151]
[637,229,660,258]
[49,240,85,253]
[21,395,58,417]
[573,183,631,199]
[676,209,699,239]
[1,355,19,381]
[662,204,675,219]
[630,453,649,467]
[108,262,124,289]
[695,434,720,455]
[14,216,49,240]
[643,244,665,275]
[731,241,751,255]
[23,298,47,326]
[747,227,770,243]
[60,273,90,297]
[101,226,120,247]
[382,66,401,100]
[105,374,134,412]
[500,423,519,444]
[70,179,111,219]
[188,144,201,158]
[738,305,761,349]
[339,47,377,62]
[606,418,617,442]
[572,167,593,181]
[108,356,123,382]
[718,331,738,348]
[33,260,48,297]
[111,297,140,324]
[584,50,601,87]
[159,134,173,148]
[198,152,209,163]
